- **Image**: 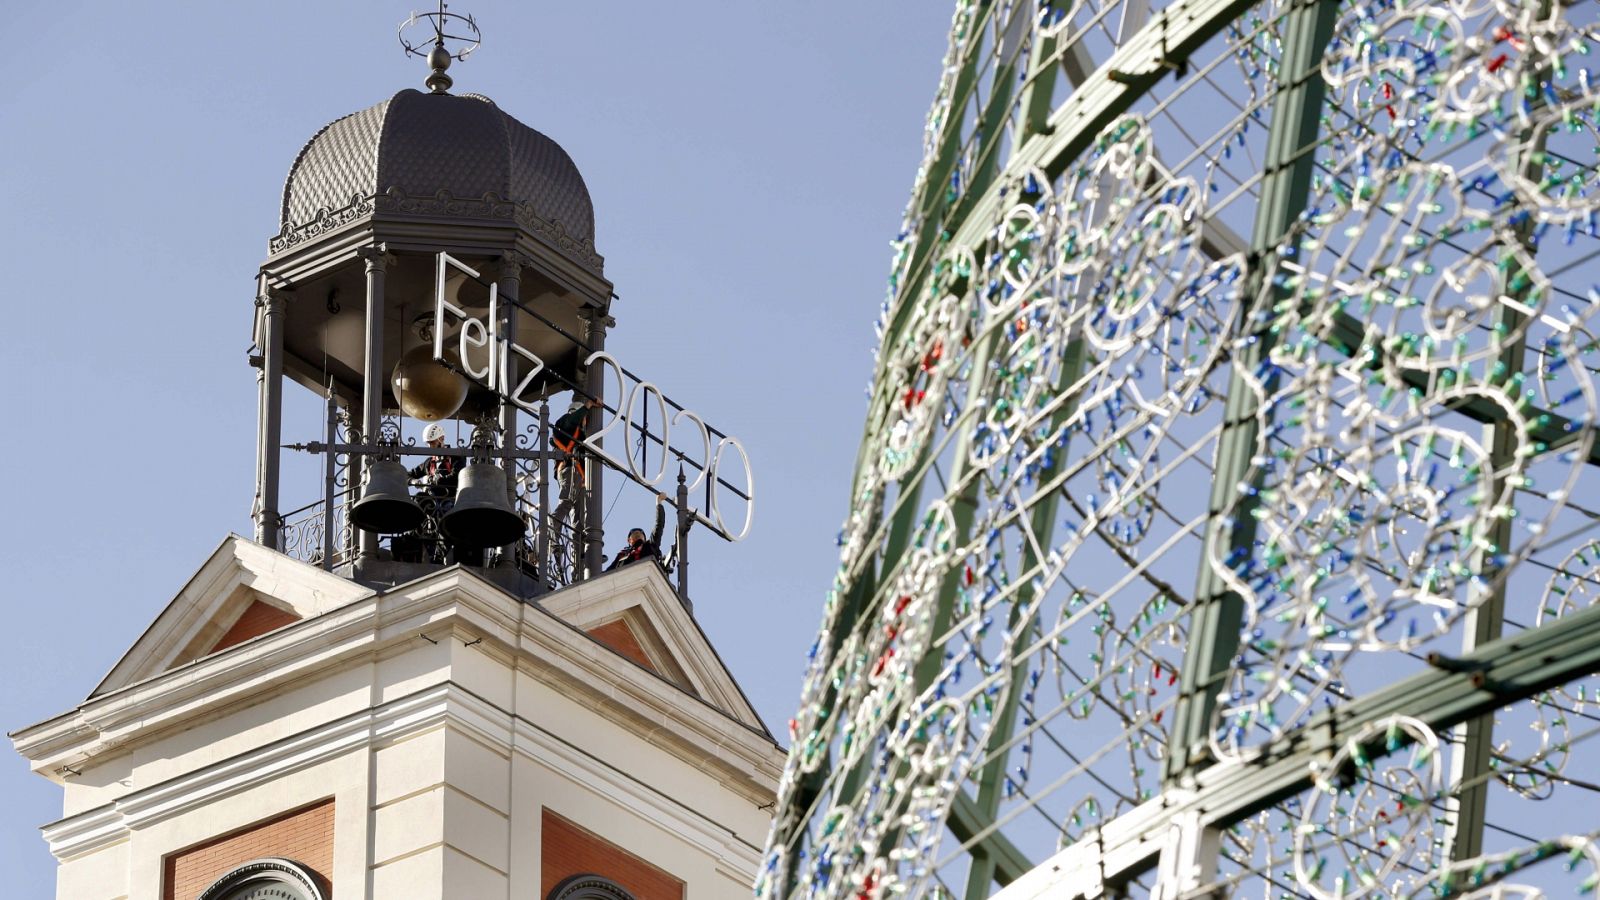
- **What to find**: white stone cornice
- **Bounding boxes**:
[38,806,125,862]
[13,544,782,807]
[13,595,383,775]
[40,684,453,861]
[89,535,374,700]
[37,679,769,873]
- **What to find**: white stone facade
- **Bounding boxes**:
[11,537,782,900]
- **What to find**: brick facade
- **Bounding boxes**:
[210,599,301,654]
[162,799,334,900]
[541,809,683,900]
[586,620,657,674]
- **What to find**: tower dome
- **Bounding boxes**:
[271,89,599,270]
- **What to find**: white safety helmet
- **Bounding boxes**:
[423,423,447,443]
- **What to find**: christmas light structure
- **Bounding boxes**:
[764,0,1600,896]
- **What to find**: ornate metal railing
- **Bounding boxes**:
[764,0,1600,897]
[279,398,359,571]
[280,490,355,570]
[282,398,698,603]
[509,453,587,590]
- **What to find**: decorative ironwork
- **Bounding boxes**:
[281,492,353,568]
[282,406,359,569]
[267,188,606,271]
[196,857,325,900]
[467,415,499,455]
[764,0,1600,896]
[283,395,700,599]
[511,432,582,589]
[399,2,478,95]
[547,875,637,900]
[267,193,376,254]
[397,2,481,66]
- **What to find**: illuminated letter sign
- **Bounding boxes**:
[434,252,753,541]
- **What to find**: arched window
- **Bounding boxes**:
[195,858,326,900]
[547,874,637,900]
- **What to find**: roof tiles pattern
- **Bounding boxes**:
[280,89,594,244]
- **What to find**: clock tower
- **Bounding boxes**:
[11,9,776,900]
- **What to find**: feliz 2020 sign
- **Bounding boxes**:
[433,252,754,541]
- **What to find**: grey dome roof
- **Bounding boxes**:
[280,89,595,244]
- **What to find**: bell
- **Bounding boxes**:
[350,459,425,534]
[440,462,526,548]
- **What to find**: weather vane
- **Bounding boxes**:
[397,2,481,94]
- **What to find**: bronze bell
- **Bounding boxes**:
[440,462,526,548]
[350,459,425,534]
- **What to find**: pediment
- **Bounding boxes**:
[85,538,764,736]
[90,535,373,699]
[538,563,767,734]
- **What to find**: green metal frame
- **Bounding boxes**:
[1165,0,1342,783]
[771,0,1600,892]
[999,598,1600,896]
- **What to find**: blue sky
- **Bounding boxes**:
[0,3,949,894]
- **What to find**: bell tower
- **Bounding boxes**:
[12,9,776,900]
[254,5,616,587]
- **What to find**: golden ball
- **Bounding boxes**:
[391,344,469,422]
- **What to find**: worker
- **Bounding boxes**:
[551,395,603,530]
[406,422,461,564]
[409,422,460,497]
[607,493,668,571]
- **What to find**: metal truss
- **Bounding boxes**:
[765,0,1600,897]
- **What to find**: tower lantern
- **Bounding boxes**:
[254,5,616,582]
[245,10,757,597]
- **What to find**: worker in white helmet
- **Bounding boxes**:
[399,422,461,564]
[409,422,460,498]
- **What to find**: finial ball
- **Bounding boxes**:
[428,43,452,72]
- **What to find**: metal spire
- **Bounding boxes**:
[398,2,481,94]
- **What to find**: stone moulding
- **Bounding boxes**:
[22,558,780,863]
[268,187,605,273]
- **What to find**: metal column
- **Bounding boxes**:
[321,387,339,571]
[495,253,524,482]
[357,244,392,561]
[582,308,610,576]
[675,468,691,610]
[254,283,288,550]
[495,253,524,569]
